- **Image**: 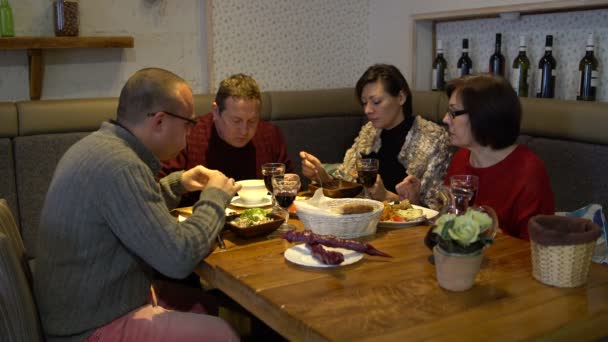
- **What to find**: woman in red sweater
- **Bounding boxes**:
[397,74,554,239]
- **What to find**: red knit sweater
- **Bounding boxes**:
[160,113,294,206]
[446,145,555,240]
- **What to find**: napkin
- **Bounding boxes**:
[528,215,601,246]
[294,188,342,215]
[557,204,608,265]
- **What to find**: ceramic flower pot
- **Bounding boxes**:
[433,245,483,291]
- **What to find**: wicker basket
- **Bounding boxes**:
[296,198,384,238]
[531,240,596,288]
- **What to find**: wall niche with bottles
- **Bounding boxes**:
[413,3,608,103]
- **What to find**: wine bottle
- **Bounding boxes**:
[576,33,599,101]
[0,0,15,37]
[457,38,473,76]
[489,33,505,76]
[511,36,530,97]
[432,40,447,91]
[536,35,557,98]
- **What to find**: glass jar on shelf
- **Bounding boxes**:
[53,0,79,37]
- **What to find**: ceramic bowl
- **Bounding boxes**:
[307,179,363,198]
[225,213,285,238]
[236,179,268,203]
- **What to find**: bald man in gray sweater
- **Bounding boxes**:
[34,68,240,342]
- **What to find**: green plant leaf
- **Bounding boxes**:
[440,219,454,240]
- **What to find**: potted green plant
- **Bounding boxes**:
[427,206,497,291]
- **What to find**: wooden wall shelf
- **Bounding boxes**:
[0,36,134,100]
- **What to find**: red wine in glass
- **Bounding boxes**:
[270,173,301,235]
[356,158,379,199]
[357,169,377,187]
[275,192,296,208]
[262,163,285,199]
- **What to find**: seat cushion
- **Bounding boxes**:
[0,233,43,342]
[0,199,29,281]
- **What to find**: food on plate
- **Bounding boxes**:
[380,200,424,222]
[282,230,392,257]
[395,208,424,221]
[231,208,274,228]
[341,203,374,215]
[306,242,345,265]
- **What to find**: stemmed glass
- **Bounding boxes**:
[261,163,285,210]
[356,158,379,199]
[271,173,300,234]
[449,175,479,214]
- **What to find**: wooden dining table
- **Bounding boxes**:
[194,213,608,341]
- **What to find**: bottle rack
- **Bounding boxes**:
[412,1,608,102]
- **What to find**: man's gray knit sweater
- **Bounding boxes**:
[33,122,231,342]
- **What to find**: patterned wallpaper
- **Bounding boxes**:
[436,8,608,102]
[209,0,369,92]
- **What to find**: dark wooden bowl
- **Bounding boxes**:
[308,179,363,198]
[225,213,285,239]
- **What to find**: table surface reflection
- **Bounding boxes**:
[193,212,608,341]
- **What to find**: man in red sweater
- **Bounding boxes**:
[160,74,294,206]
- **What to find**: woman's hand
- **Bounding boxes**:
[367,175,399,202]
[395,175,421,204]
[299,151,331,183]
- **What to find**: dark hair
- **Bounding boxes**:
[215,73,261,114]
[355,64,412,118]
[117,68,189,125]
[445,74,521,149]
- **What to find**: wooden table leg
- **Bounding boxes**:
[27,48,43,100]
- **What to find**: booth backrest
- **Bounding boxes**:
[0,89,606,259]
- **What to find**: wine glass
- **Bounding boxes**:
[261,163,286,210]
[271,173,300,234]
[356,158,379,199]
[449,175,479,213]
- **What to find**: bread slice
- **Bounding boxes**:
[341,203,374,215]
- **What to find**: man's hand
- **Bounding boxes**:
[181,165,241,196]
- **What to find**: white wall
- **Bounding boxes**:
[1,0,586,101]
[208,0,369,92]
[0,0,208,101]
[368,0,565,87]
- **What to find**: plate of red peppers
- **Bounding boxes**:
[282,230,391,267]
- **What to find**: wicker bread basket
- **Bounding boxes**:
[296,198,383,238]
[531,241,596,288]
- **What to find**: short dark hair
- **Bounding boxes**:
[355,64,412,118]
[215,73,261,114]
[117,68,189,125]
[445,74,521,149]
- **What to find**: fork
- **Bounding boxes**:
[216,234,226,250]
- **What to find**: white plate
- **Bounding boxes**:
[284,244,363,268]
[230,195,272,208]
[377,205,439,229]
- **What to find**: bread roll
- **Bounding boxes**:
[341,203,374,215]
